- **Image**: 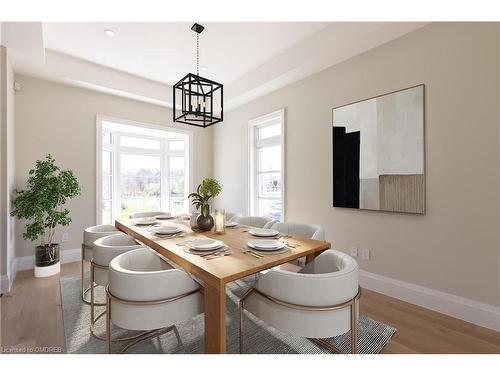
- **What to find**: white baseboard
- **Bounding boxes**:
[0,273,14,294]
[359,269,500,332]
[14,247,81,273]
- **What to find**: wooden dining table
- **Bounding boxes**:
[115,218,331,354]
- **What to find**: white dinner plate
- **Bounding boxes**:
[189,239,224,251]
[225,221,238,228]
[182,247,220,256]
[248,228,279,237]
[155,214,174,220]
[153,225,182,235]
[247,239,285,251]
[132,217,157,225]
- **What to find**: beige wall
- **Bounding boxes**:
[0,46,3,282]
[0,46,15,286]
[214,23,500,306]
[14,75,213,258]
[497,24,500,306]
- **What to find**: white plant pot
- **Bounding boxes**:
[34,243,60,278]
[35,261,61,278]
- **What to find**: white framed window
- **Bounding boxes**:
[96,115,193,224]
[248,109,285,221]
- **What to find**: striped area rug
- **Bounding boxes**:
[61,274,396,354]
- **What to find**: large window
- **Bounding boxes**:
[97,117,191,224]
[249,109,285,221]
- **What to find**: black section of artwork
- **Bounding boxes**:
[332,126,360,208]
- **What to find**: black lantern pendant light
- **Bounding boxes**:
[173,23,223,128]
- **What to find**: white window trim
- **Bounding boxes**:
[95,114,194,224]
[247,109,285,221]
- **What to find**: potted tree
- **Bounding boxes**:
[188,177,222,231]
[11,154,81,277]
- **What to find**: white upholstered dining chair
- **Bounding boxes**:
[269,222,325,240]
[239,249,360,354]
[233,215,277,228]
[225,212,241,221]
[105,247,204,353]
[90,233,144,340]
[129,211,170,219]
[270,222,325,266]
[82,224,119,305]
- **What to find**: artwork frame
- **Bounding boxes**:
[332,84,425,215]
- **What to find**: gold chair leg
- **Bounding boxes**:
[81,245,105,306]
[90,261,95,326]
[81,244,85,301]
[117,326,178,354]
[172,326,181,345]
[351,298,358,354]
[311,338,341,354]
[312,298,359,354]
[106,292,111,354]
[239,301,244,354]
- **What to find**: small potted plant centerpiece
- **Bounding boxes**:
[188,177,222,231]
[11,155,81,277]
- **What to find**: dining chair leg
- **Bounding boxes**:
[90,261,95,326]
[311,338,341,354]
[350,298,358,354]
[172,326,181,346]
[106,291,111,354]
[81,244,85,302]
[118,326,176,354]
[81,246,105,306]
[239,301,244,354]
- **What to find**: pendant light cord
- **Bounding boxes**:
[196,33,199,76]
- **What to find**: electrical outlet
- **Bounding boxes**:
[62,233,69,243]
[350,246,358,258]
[362,248,370,260]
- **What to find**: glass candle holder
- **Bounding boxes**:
[190,211,199,231]
[214,209,225,233]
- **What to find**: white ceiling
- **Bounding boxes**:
[2,22,428,110]
[42,22,330,86]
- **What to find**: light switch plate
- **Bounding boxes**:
[362,248,370,260]
[62,233,69,243]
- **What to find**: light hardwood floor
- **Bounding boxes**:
[1,261,499,354]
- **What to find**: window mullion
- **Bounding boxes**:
[161,139,169,213]
[256,170,281,174]
[112,133,120,222]
[255,135,280,148]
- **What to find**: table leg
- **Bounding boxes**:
[305,252,317,264]
[204,283,226,353]
[305,249,326,264]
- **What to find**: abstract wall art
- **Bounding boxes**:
[332,84,425,214]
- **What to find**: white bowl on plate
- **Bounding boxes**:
[190,239,224,251]
[247,239,285,251]
[154,225,182,235]
[248,228,279,237]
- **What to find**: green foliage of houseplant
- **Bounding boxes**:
[188,177,222,217]
[11,155,81,266]
[188,177,222,231]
